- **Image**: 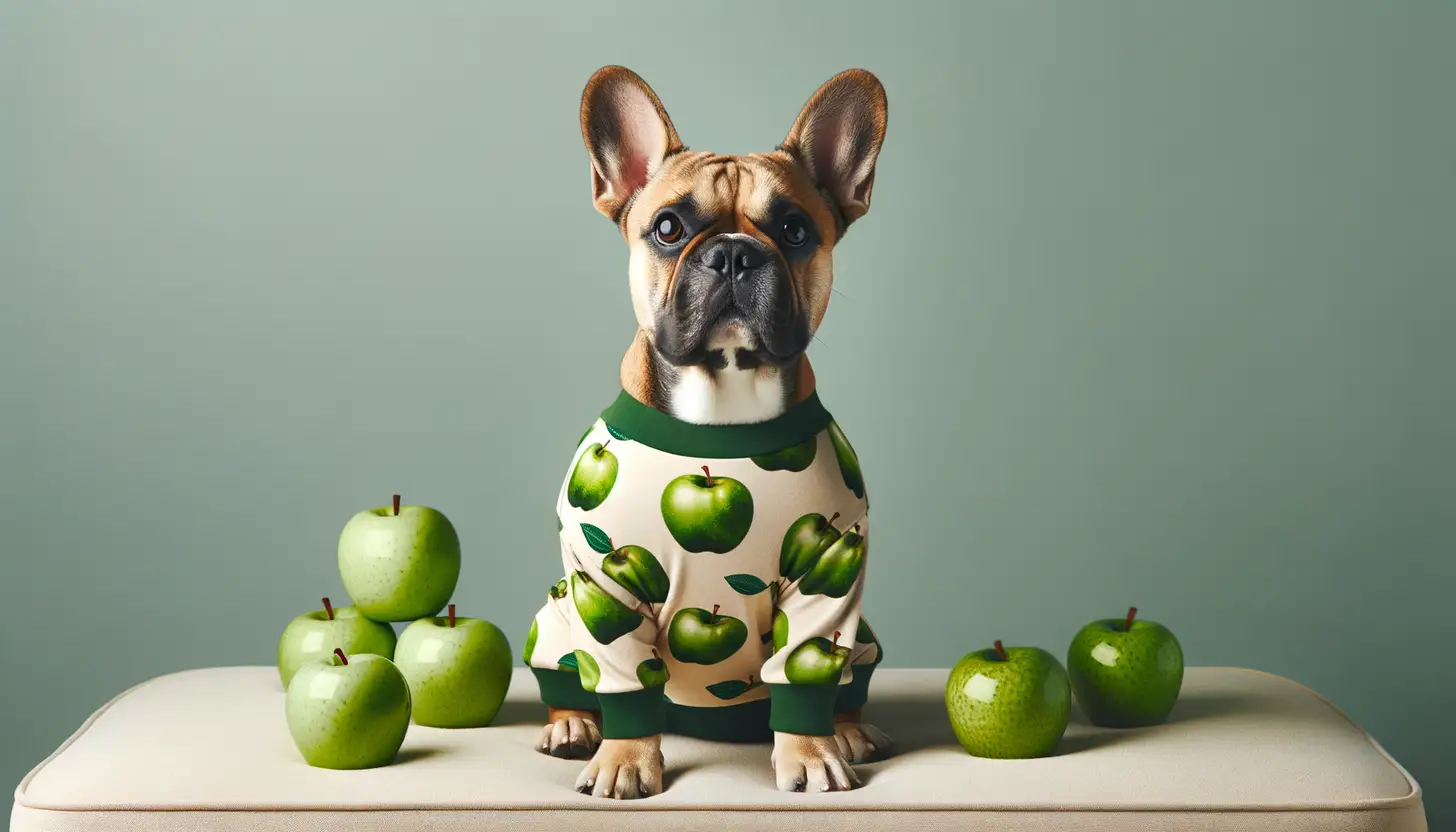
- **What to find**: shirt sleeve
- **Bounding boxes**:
[759,512,869,736]
[557,519,667,739]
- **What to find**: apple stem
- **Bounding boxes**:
[322,597,334,621]
[701,465,713,487]
[449,604,456,628]
[832,630,841,648]
[1124,606,1138,632]
[651,648,660,660]
[602,440,611,452]
[392,494,400,516]
[994,640,1008,662]
[711,604,720,625]
[827,512,841,529]
[333,648,348,666]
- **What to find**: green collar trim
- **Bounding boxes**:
[600,390,833,459]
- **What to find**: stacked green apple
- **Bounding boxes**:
[278,494,514,770]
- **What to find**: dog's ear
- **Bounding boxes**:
[782,69,888,228]
[580,66,684,222]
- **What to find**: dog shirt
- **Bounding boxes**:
[524,390,883,742]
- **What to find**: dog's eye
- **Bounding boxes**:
[781,215,810,247]
[654,213,685,245]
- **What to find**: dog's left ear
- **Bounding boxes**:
[580,66,684,222]
[782,69,888,229]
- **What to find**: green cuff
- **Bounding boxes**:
[835,663,877,713]
[598,687,669,739]
[769,684,840,736]
[531,668,598,712]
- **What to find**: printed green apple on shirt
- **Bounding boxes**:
[780,512,844,581]
[784,631,852,685]
[661,466,754,553]
[571,571,643,644]
[394,605,513,728]
[827,421,865,499]
[798,523,866,598]
[668,605,748,665]
[568,442,618,511]
[751,434,817,472]
[337,495,461,622]
[637,650,671,687]
[580,522,669,608]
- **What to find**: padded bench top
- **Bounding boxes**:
[12,666,1425,832]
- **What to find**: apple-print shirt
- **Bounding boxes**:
[524,390,883,741]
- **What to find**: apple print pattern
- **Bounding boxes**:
[525,413,880,731]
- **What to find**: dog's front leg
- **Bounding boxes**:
[771,731,860,792]
[575,734,665,799]
[536,707,603,759]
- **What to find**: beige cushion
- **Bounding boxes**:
[11,666,1425,831]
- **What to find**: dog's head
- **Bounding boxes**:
[580,67,887,371]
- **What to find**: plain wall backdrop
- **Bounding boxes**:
[2,0,1452,824]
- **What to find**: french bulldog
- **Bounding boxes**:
[531,65,890,800]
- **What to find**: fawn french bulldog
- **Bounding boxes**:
[522,65,890,799]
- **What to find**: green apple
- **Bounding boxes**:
[522,618,539,665]
[751,435,817,472]
[783,631,851,685]
[571,570,643,644]
[1067,606,1184,727]
[637,650,671,687]
[779,512,842,581]
[602,544,670,605]
[771,609,789,654]
[797,524,866,598]
[337,495,461,622]
[575,650,601,692]
[277,597,397,688]
[827,421,865,499]
[660,466,754,553]
[568,443,618,510]
[549,578,568,600]
[668,605,748,665]
[946,640,1071,759]
[285,649,411,770]
[393,605,513,728]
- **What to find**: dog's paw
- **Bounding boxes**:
[535,712,602,760]
[574,737,665,799]
[832,721,894,763]
[771,731,862,793]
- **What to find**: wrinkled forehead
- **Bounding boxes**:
[625,151,839,241]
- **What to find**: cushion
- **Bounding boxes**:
[11,666,1426,831]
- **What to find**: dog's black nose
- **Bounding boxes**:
[702,237,765,281]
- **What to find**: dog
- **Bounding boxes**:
[521,65,890,800]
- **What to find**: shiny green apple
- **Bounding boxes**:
[337,496,461,622]
[277,597,396,688]
[946,641,1070,759]
[1067,607,1184,727]
[393,605,513,728]
[285,650,411,770]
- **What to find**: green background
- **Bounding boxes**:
[2,0,1450,824]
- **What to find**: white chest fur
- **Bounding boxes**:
[667,327,786,425]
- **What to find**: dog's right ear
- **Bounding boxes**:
[580,66,684,223]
